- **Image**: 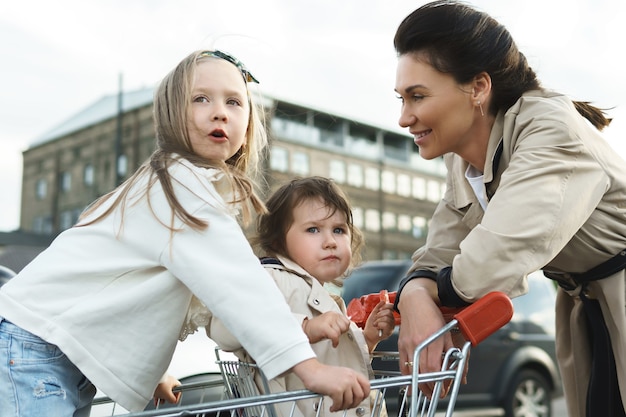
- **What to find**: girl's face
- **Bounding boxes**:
[187,59,249,162]
[284,198,352,284]
[395,54,477,160]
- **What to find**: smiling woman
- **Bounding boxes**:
[390,3,626,417]
[395,53,488,164]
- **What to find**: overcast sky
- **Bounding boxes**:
[1,0,625,232]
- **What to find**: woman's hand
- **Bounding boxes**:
[363,300,396,351]
[396,278,454,399]
[292,358,370,411]
[303,311,350,347]
[153,374,182,406]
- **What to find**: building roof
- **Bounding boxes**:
[29,86,407,149]
[31,87,155,147]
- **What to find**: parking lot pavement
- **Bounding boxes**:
[435,395,567,416]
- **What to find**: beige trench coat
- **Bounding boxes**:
[408,90,626,417]
[208,256,386,417]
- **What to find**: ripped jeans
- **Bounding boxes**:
[0,318,96,417]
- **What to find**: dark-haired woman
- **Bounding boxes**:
[391,2,625,416]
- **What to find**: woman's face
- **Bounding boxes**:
[187,59,249,162]
[395,54,477,160]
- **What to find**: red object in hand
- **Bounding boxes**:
[347,290,401,329]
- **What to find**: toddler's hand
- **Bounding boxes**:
[153,374,181,406]
[303,311,350,347]
[363,300,395,349]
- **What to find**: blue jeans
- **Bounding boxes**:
[0,318,96,417]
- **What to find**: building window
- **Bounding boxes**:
[365,209,380,232]
[412,177,426,199]
[60,172,71,193]
[382,212,396,231]
[397,174,411,197]
[329,160,346,183]
[381,170,396,194]
[365,167,379,190]
[413,216,427,239]
[59,210,74,231]
[117,154,128,178]
[84,164,94,186]
[33,216,53,234]
[32,216,43,233]
[35,179,47,199]
[352,207,364,229]
[398,214,412,233]
[291,152,310,175]
[347,163,363,187]
[270,146,289,172]
[73,208,84,223]
[398,252,412,260]
[427,180,441,202]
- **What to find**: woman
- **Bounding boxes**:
[391,2,625,417]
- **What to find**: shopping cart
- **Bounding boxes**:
[90,291,513,417]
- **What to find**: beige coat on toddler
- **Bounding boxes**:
[209,256,388,417]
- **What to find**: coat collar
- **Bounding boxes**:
[269,255,346,313]
[273,255,316,282]
[483,111,505,184]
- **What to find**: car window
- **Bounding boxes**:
[510,271,556,336]
[342,262,410,303]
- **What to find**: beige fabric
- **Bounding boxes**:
[555,275,626,417]
[408,90,626,414]
[210,256,388,417]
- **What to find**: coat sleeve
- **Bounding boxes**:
[157,168,315,380]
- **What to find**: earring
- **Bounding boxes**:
[477,100,485,117]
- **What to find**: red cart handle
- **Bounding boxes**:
[347,290,513,346]
[452,291,514,346]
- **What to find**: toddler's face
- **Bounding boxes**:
[187,59,249,162]
[285,198,352,284]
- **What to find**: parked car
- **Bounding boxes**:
[342,259,563,417]
[0,265,16,287]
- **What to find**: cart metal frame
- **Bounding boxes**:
[90,292,513,417]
